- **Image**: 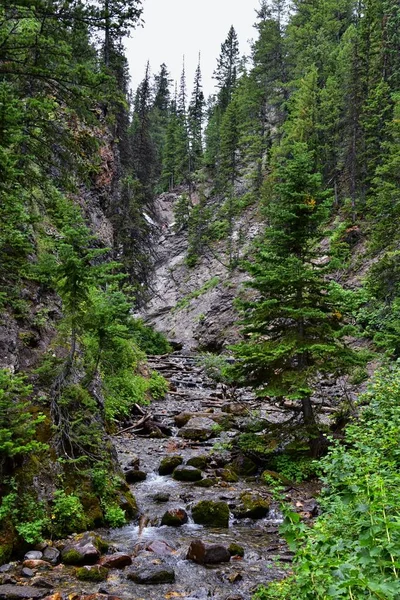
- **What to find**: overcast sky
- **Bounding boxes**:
[125,0,261,100]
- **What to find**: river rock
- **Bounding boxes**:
[75,565,108,582]
[179,417,217,441]
[146,541,175,556]
[218,468,239,483]
[30,578,53,589]
[42,547,60,566]
[228,543,245,557]
[124,468,147,483]
[126,564,175,584]
[23,552,42,561]
[231,455,257,476]
[194,478,215,488]
[186,455,209,470]
[161,508,188,526]
[20,568,34,578]
[128,454,140,469]
[158,455,183,475]
[221,402,248,415]
[0,585,49,598]
[153,492,170,503]
[61,532,107,565]
[0,567,12,575]
[98,553,132,569]
[173,465,203,482]
[232,492,270,519]
[186,541,231,564]
[191,500,230,527]
[22,560,51,570]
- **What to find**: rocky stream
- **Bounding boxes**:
[0,353,321,600]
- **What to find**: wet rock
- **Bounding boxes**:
[261,470,291,486]
[128,454,140,469]
[179,417,217,441]
[117,491,139,518]
[186,455,209,470]
[228,572,243,583]
[61,532,107,565]
[186,541,231,565]
[161,508,188,526]
[231,455,257,476]
[232,492,270,519]
[75,565,108,582]
[124,469,147,483]
[174,412,193,427]
[0,568,12,575]
[42,547,60,566]
[0,585,49,599]
[158,455,183,475]
[146,541,175,556]
[22,560,51,570]
[98,553,132,569]
[191,500,230,528]
[20,568,34,578]
[194,478,215,488]
[23,552,42,561]
[126,564,175,584]
[173,465,203,482]
[218,468,239,483]
[228,543,245,557]
[153,492,170,503]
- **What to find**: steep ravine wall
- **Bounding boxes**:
[141,188,262,351]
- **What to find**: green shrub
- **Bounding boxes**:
[52,489,86,535]
[103,504,126,528]
[148,371,169,400]
[268,366,400,599]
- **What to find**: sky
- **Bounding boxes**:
[125,0,261,100]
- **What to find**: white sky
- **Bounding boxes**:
[125,0,261,100]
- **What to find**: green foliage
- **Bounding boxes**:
[148,370,169,400]
[265,366,400,599]
[0,370,47,475]
[271,455,319,483]
[0,486,49,545]
[196,353,235,384]
[52,490,86,536]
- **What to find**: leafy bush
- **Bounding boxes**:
[196,352,235,384]
[103,504,126,528]
[130,319,172,355]
[148,370,169,399]
[258,365,400,599]
[52,490,86,535]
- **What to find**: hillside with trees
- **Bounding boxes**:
[0,0,400,598]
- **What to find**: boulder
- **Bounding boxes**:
[124,469,147,483]
[231,455,257,476]
[61,532,108,566]
[42,547,60,566]
[98,553,132,569]
[194,478,215,488]
[232,492,270,519]
[172,465,202,482]
[179,417,217,441]
[146,541,175,556]
[161,508,188,527]
[23,552,42,561]
[153,492,170,503]
[20,569,34,579]
[218,469,239,483]
[191,500,230,528]
[186,541,230,565]
[221,403,248,416]
[186,455,209,470]
[0,585,49,599]
[158,455,183,476]
[75,565,108,582]
[22,561,50,570]
[127,564,175,584]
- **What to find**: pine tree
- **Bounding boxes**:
[233,143,361,454]
[188,56,205,173]
[214,25,240,112]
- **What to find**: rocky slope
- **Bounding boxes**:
[141,187,261,351]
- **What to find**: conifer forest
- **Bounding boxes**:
[0,0,400,598]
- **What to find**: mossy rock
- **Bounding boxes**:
[219,469,239,483]
[0,521,17,565]
[186,455,209,470]
[231,455,258,476]
[194,478,215,488]
[76,565,108,582]
[233,492,270,519]
[172,465,202,482]
[159,455,183,476]
[228,543,245,557]
[161,508,188,526]
[80,494,104,528]
[262,470,292,486]
[117,491,139,519]
[192,500,230,528]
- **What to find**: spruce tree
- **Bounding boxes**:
[233,143,361,454]
[214,25,240,112]
[188,56,205,173]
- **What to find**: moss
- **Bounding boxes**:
[80,494,104,528]
[228,543,245,557]
[75,565,108,582]
[231,455,258,476]
[172,466,203,482]
[233,493,270,519]
[62,549,84,565]
[159,455,183,476]
[117,491,139,519]
[194,478,215,488]
[191,500,230,528]
[186,455,208,470]
[220,469,239,483]
[0,521,16,564]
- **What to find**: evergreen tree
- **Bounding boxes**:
[233,143,361,454]
[214,25,240,112]
[188,56,205,173]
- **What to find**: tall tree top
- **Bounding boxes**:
[214,25,240,111]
